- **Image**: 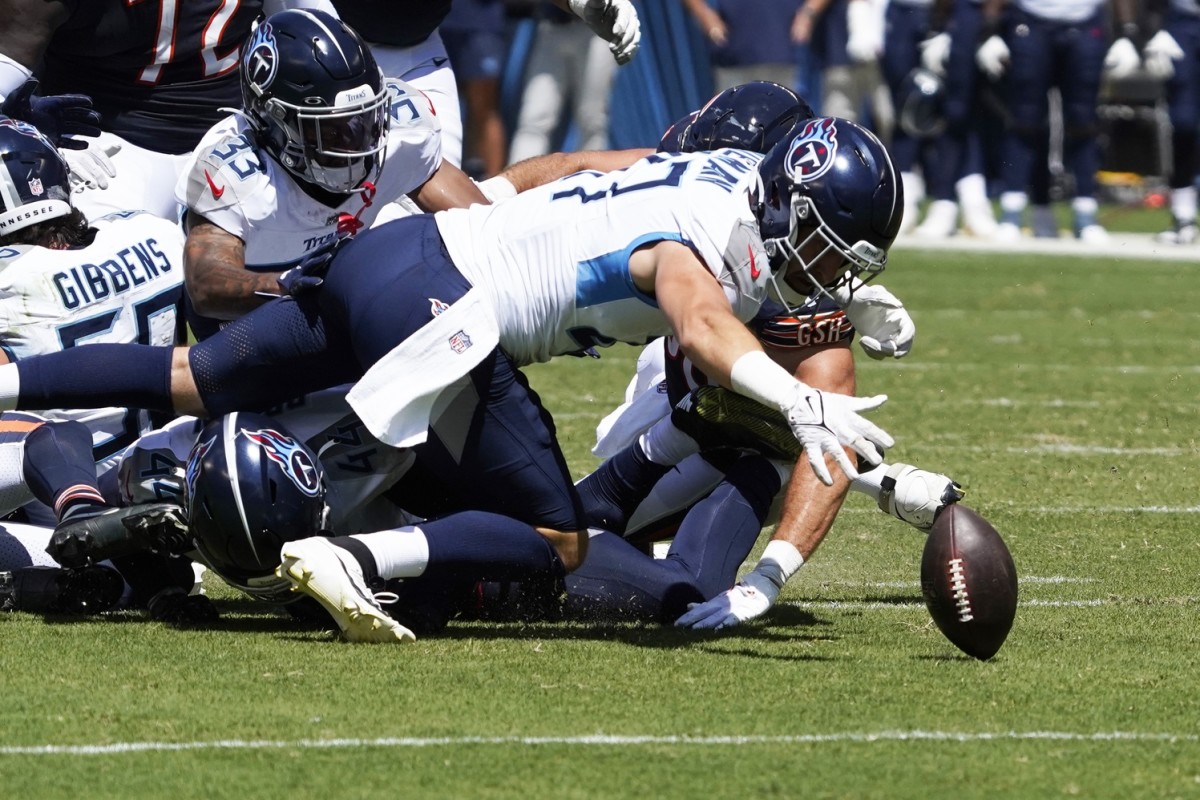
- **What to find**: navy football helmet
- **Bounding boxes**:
[684,81,815,154]
[0,116,72,237]
[185,412,328,603]
[657,111,698,152]
[753,116,902,308]
[241,9,388,193]
[898,68,947,139]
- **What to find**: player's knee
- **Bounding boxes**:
[539,527,589,572]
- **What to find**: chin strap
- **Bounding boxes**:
[336,180,377,235]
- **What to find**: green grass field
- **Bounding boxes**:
[2,246,1199,799]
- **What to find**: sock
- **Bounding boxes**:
[16,345,175,412]
[343,511,563,585]
[639,414,699,466]
[22,421,106,522]
[576,440,671,534]
[1171,186,1197,223]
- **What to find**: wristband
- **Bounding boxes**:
[476,175,517,203]
[0,54,33,98]
[730,350,806,412]
[754,539,805,590]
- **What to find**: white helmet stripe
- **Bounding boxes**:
[297,9,351,70]
[223,412,261,565]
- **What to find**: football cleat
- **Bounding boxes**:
[671,386,801,461]
[47,503,190,568]
[877,463,964,531]
[0,565,124,614]
[277,538,416,644]
[1155,218,1198,246]
[914,199,959,239]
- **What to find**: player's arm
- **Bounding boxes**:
[183,216,279,320]
[408,159,488,212]
[489,149,653,198]
[0,0,68,95]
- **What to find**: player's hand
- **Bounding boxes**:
[276,232,350,296]
[570,0,642,64]
[919,32,951,76]
[1,78,101,150]
[975,35,1010,79]
[834,280,916,359]
[845,0,883,63]
[63,142,121,191]
[785,386,891,484]
[1144,31,1184,79]
[676,572,778,630]
[1103,37,1140,81]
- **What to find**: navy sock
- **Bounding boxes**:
[17,345,174,413]
[564,530,703,623]
[421,511,564,583]
[23,421,106,522]
[575,441,671,534]
[666,454,781,604]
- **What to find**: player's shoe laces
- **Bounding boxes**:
[877,463,964,531]
[277,538,416,644]
[0,565,124,614]
[48,503,190,568]
[670,386,801,461]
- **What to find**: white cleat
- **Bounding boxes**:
[914,199,959,239]
[278,538,416,644]
[1077,223,1110,245]
[877,463,964,531]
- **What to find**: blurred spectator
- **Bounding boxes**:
[681,0,805,93]
[442,0,509,178]
[509,3,617,161]
[909,0,999,239]
[1144,3,1200,245]
[981,0,1137,243]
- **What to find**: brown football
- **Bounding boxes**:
[920,504,1018,660]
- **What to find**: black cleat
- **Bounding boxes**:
[0,565,125,614]
[671,386,801,461]
[47,503,190,568]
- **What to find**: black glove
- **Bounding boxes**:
[277,231,351,296]
[1,78,101,150]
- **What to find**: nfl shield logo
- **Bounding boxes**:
[449,330,472,353]
[785,118,839,184]
[28,179,43,196]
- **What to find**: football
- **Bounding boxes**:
[920,504,1018,660]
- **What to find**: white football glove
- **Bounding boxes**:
[845,0,883,63]
[568,0,642,65]
[63,141,120,192]
[675,580,774,630]
[919,32,951,76]
[975,34,1010,79]
[1144,30,1184,79]
[675,540,802,630]
[785,385,892,485]
[1103,37,1141,80]
[834,280,916,359]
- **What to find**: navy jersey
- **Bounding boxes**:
[333,0,452,47]
[38,0,266,153]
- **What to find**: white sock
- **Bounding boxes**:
[1071,196,1098,216]
[850,462,888,502]
[955,173,989,206]
[1000,191,1028,215]
[1171,186,1197,222]
[639,414,700,466]
[351,528,429,579]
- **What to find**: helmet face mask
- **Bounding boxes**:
[242,10,388,194]
[0,116,73,238]
[755,117,901,313]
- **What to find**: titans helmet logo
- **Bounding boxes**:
[784,118,838,184]
[244,22,278,91]
[241,428,322,496]
[184,435,217,501]
[0,117,46,141]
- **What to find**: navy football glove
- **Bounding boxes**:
[1,78,101,150]
[277,232,350,296]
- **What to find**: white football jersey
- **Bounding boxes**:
[177,78,443,270]
[1015,0,1104,23]
[435,149,771,366]
[0,211,185,463]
